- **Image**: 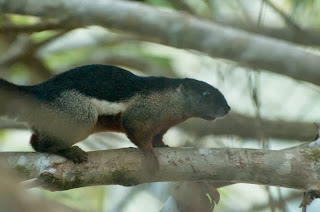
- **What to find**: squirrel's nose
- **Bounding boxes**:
[217,105,231,117]
[226,105,231,113]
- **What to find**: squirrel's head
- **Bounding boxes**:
[179,79,230,120]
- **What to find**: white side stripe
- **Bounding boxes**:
[91,98,127,115]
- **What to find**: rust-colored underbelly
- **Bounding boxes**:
[93,113,126,133]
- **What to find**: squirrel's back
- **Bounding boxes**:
[30,64,183,102]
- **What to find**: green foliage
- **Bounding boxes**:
[9,63,30,83]
[44,50,90,69]
[291,0,315,8]
[289,0,320,27]
[146,0,172,8]
[31,31,59,43]
[7,14,39,24]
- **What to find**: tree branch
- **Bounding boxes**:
[0,35,53,82]
[0,21,72,33]
[1,0,320,85]
[2,147,320,191]
[179,112,316,141]
[216,20,320,46]
[265,0,302,33]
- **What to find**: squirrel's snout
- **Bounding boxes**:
[216,105,231,117]
[226,105,231,113]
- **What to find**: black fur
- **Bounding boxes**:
[30,65,183,102]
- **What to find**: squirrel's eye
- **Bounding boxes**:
[202,91,210,97]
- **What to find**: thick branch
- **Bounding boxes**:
[2,147,320,191]
[1,0,320,85]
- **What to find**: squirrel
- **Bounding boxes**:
[0,64,230,171]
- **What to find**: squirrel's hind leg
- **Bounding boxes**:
[30,132,88,163]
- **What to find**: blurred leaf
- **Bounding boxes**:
[204,181,220,205]
[31,30,60,43]
[8,14,39,25]
[291,0,315,7]
[44,50,91,69]
[9,63,30,83]
[143,54,172,69]
[146,0,172,8]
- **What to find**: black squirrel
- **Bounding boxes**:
[0,64,230,170]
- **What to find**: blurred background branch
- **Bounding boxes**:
[1,0,320,86]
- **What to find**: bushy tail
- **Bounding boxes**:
[0,79,69,131]
[0,78,19,90]
[0,78,32,119]
[0,79,87,140]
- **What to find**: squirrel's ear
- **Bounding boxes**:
[178,79,194,94]
[177,82,188,95]
[177,83,185,93]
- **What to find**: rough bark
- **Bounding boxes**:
[1,0,320,86]
[2,146,320,191]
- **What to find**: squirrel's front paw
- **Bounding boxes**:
[58,146,88,163]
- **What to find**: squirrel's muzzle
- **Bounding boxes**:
[215,105,231,118]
